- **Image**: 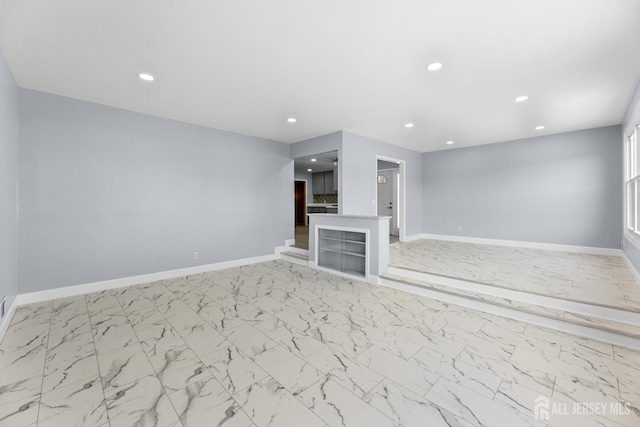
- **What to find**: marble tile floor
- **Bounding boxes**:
[390,239,640,312]
[1,260,639,427]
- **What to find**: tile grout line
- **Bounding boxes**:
[86,292,114,427]
[34,301,54,427]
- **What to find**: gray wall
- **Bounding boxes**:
[19,89,293,293]
[341,132,423,238]
[0,49,18,309]
[422,126,622,249]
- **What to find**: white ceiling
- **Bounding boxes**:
[1,0,639,153]
[295,151,338,174]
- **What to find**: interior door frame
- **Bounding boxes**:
[375,155,406,242]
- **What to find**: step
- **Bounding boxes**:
[380,268,640,350]
[280,250,309,266]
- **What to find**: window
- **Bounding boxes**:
[626,123,640,234]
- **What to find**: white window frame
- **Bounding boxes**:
[624,101,640,245]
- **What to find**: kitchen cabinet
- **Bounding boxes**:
[312,171,336,195]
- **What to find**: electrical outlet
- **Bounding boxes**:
[457,225,462,232]
[193,252,199,260]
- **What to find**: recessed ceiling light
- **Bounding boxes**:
[427,63,443,71]
[138,73,154,81]
[307,168,312,172]
[405,123,414,128]
[515,95,529,102]
[287,117,297,123]
[535,125,545,130]
[310,158,317,162]
[446,140,454,145]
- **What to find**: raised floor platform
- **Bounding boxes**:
[385,239,640,349]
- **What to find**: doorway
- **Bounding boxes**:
[294,180,306,226]
[376,156,405,242]
[377,169,398,235]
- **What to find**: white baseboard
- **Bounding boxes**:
[285,239,295,247]
[416,233,622,256]
[0,298,17,344]
[16,253,278,306]
[402,234,423,242]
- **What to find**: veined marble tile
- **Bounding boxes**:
[265,324,326,359]
[457,346,555,395]
[496,380,625,427]
[358,325,421,360]
[511,347,618,396]
[426,377,543,427]
[274,308,318,333]
[411,349,501,398]
[618,377,640,406]
[127,306,167,331]
[393,325,464,359]
[179,322,228,359]
[45,327,93,354]
[137,322,187,359]
[168,374,253,427]
[91,322,138,354]
[149,347,210,394]
[222,324,278,358]
[37,375,108,427]
[252,345,324,395]
[202,344,269,395]
[89,311,129,331]
[309,324,371,359]
[9,301,52,330]
[104,374,180,427]
[196,300,245,333]
[50,297,87,329]
[0,334,47,388]
[363,378,474,427]
[42,337,99,393]
[97,344,155,392]
[85,294,122,319]
[0,375,42,427]
[355,346,439,397]
[165,307,208,333]
[233,377,325,427]
[0,322,49,350]
[552,377,640,427]
[477,322,561,357]
[154,298,191,319]
[298,376,396,427]
[305,346,383,398]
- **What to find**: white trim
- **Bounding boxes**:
[402,234,423,242]
[416,233,622,256]
[16,253,278,305]
[379,277,640,350]
[376,155,406,242]
[0,298,17,345]
[285,239,295,247]
[386,267,640,326]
